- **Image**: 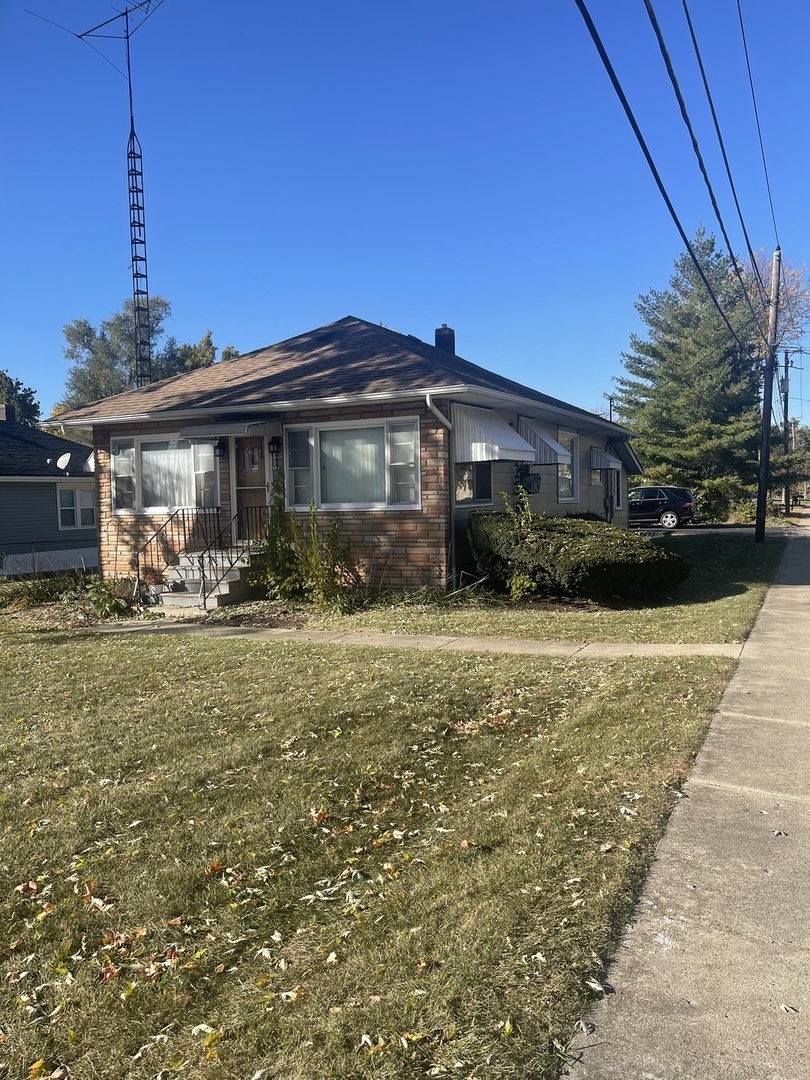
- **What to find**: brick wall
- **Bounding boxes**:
[94,406,451,589]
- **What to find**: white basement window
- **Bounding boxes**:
[285,419,420,510]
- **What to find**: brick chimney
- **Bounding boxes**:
[0,403,16,423]
[434,323,455,354]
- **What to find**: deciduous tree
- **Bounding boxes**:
[54,298,238,413]
[0,369,40,425]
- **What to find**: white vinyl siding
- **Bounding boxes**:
[285,419,420,510]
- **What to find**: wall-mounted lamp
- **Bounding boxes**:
[268,435,283,470]
[214,439,228,459]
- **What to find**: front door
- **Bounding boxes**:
[234,435,269,540]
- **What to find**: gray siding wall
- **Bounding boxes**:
[0,483,97,555]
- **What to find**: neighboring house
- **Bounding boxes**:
[48,316,642,593]
[0,404,97,577]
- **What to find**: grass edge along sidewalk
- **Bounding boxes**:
[0,634,733,1080]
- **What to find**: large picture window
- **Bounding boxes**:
[111,436,217,512]
[557,432,579,502]
[285,419,420,509]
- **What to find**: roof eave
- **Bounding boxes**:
[47,383,634,437]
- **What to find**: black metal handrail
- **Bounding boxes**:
[133,507,222,596]
[196,504,268,608]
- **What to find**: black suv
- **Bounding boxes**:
[628,486,696,529]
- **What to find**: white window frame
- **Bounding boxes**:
[110,434,219,514]
[557,432,579,503]
[56,484,96,530]
[284,418,421,511]
[613,469,623,510]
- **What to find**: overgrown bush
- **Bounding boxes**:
[83,576,141,618]
[0,570,141,617]
[0,569,91,611]
[249,478,360,611]
[468,496,690,601]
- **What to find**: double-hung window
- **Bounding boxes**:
[57,485,96,529]
[110,436,217,512]
[557,432,579,502]
[285,419,420,509]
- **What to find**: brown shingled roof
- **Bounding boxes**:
[50,315,603,425]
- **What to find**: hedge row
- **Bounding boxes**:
[467,509,690,600]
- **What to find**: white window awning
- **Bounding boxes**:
[453,405,536,463]
[590,448,623,471]
[178,420,282,439]
[518,418,572,465]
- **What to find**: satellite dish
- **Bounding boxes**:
[56,453,71,470]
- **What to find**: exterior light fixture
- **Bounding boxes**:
[268,435,283,470]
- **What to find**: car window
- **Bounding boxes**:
[629,489,642,502]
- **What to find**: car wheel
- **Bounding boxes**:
[659,510,680,529]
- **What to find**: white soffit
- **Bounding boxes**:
[590,448,623,470]
[178,421,282,439]
[518,418,572,464]
[453,404,536,463]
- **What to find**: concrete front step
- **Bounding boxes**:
[152,556,257,609]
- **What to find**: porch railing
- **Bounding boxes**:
[133,507,222,597]
[197,504,268,608]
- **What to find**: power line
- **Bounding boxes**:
[736,0,780,248]
[642,0,768,348]
[572,0,759,363]
[680,0,768,305]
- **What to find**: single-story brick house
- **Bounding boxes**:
[48,316,642,594]
[0,404,97,577]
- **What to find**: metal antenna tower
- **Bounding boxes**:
[33,0,165,387]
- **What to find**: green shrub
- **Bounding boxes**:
[249,478,360,611]
[83,576,140,618]
[468,498,690,600]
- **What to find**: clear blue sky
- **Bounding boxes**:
[1,0,808,420]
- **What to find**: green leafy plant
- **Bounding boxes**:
[83,576,139,618]
[248,476,301,602]
[296,505,359,611]
[249,477,360,611]
[469,495,690,601]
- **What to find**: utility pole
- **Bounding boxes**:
[755,247,781,543]
[782,350,791,515]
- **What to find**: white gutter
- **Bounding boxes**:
[425,393,452,430]
[46,384,633,436]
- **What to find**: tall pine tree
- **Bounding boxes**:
[615,231,762,517]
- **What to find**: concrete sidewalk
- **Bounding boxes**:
[90,618,744,659]
[567,522,810,1080]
